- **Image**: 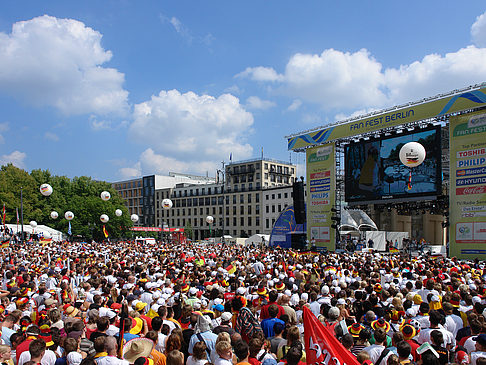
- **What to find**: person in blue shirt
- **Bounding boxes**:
[261,304,285,339]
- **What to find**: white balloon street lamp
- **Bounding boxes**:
[206,215,214,238]
[399,142,426,191]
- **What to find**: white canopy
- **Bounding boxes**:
[4,223,64,241]
[245,234,270,246]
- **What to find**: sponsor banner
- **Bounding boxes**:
[268,205,306,248]
[456,166,486,177]
[289,86,486,150]
[307,143,335,250]
[130,227,184,232]
[456,157,486,168]
[456,177,486,186]
[450,110,486,258]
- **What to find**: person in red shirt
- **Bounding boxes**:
[260,291,285,321]
[16,326,40,364]
[401,324,420,362]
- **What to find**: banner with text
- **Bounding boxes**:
[306,143,335,251]
[289,86,486,150]
[450,110,486,258]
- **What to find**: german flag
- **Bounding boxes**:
[103,225,109,238]
[225,263,236,274]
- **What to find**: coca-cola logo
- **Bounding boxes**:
[456,185,486,195]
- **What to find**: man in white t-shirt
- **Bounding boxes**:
[470,334,486,365]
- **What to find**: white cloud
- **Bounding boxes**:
[287,99,302,111]
[44,132,59,142]
[246,96,276,110]
[128,89,253,175]
[0,122,9,144]
[0,151,26,168]
[159,13,213,46]
[119,162,142,179]
[472,11,486,47]
[236,66,284,82]
[239,44,486,112]
[0,15,129,116]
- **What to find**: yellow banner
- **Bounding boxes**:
[449,110,486,258]
[288,86,486,150]
[306,143,335,251]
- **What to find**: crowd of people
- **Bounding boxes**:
[0,239,485,365]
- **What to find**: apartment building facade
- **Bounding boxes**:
[118,158,297,240]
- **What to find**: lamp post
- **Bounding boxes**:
[217,161,225,243]
[206,215,214,239]
[162,199,173,243]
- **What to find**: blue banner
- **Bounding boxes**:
[269,205,306,248]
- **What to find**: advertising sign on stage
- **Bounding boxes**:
[450,110,486,258]
[306,143,335,250]
[288,86,486,150]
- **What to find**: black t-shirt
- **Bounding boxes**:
[432,344,449,365]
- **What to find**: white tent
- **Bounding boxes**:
[5,223,64,241]
[245,234,270,246]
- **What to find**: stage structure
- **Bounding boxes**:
[287,83,486,258]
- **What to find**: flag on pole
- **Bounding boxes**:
[16,208,19,225]
[229,153,232,162]
[2,203,5,225]
[67,221,72,235]
[103,225,109,238]
[303,306,360,365]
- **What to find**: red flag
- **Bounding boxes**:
[16,208,19,225]
[303,306,360,365]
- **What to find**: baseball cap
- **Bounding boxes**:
[213,304,224,312]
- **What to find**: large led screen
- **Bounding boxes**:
[345,126,441,204]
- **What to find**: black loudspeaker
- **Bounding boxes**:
[293,181,306,224]
[291,233,307,250]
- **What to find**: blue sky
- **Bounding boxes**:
[1,1,486,182]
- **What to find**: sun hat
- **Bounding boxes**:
[123,338,154,364]
[400,324,417,340]
[135,302,147,312]
[371,318,391,333]
[348,323,364,338]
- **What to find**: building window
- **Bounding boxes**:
[272,205,276,213]
[240,194,244,203]
[266,219,269,229]
[248,206,251,214]
[240,217,244,226]
[226,217,229,227]
[278,193,281,199]
[226,207,229,215]
[264,173,268,179]
[266,194,269,200]
[240,206,244,214]
[256,193,260,203]
[233,217,237,226]
[264,163,268,170]
[226,196,229,204]
[266,206,269,213]
[256,205,260,214]
[272,194,275,199]
[284,193,288,199]
[256,217,260,226]
[233,206,236,215]
[233,195,236,204]
[278,204,281,212]
[248,194,252,203]
[248,217,252,226]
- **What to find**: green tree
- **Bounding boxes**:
[184,221,194,240]
[0,165,133,240]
